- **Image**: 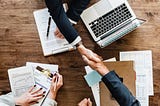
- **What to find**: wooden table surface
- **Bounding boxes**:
[0,0,160,106]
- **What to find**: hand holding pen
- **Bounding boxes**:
[48,73,63,100]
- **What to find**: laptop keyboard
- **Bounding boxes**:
[89,3,132,37]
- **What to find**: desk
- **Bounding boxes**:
[0,0,160,105]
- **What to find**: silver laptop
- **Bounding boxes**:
[80,0,146,48]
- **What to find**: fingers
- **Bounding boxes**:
[78,98,88,106]
[31,87,42,95]
[78,46,102,62]
[82,55,95,67]
[85,50,101,62]
[57,73,63,86]
[31,95,44,102]
[78,98,92,106]
[54,27,64,39]
[87,98,92,106]
[50,73,63,91]
[32,91,45,97]
[28,85,36,93]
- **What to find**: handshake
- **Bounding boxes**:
[77,44,109,76]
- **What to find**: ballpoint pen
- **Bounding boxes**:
[46,17,52,38]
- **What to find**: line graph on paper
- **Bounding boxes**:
[11,72,35,97]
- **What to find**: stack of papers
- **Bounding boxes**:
[8,62,58,106]
[120,50,153,106]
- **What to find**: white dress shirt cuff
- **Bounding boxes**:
[70,36,82,46]
[63,3,77,25]
[69,18,77,25]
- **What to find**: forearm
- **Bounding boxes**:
[102,71,140,106]
[45,0,81,45]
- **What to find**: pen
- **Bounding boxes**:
[46,17,52,38]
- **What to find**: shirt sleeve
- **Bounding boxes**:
[102,71,140,106]
[42,97,57,106]
[0,92,15,106]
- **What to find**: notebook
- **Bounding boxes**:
[33,8,75,56]
[81,0,146,47]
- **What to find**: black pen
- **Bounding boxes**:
[46,17,52,38]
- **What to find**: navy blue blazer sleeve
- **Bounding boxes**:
[66,0,90,22]
[102,71,140,106]
[45,0,80,44]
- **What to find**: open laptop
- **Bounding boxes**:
[80,0,146,48]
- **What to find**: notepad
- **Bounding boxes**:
[33,8,75,56]
[84,70,102,87]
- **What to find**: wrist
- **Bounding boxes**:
[76,42,87,54]
[75,41,83,48]
[98,66,109,76]
[15,98,23,106]
[48,92,57,100]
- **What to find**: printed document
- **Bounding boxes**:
[33,8,75,56]
[8,66,35,97]
[120,50,153,106]
[26,62,58,106]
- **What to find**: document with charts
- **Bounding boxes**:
[120,50,153,106]
[8,66,35,97]
[26,62,59,106]
[8,62,59,106]
[33,8,75,56]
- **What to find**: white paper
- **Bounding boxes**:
[120,50,153,106]
[85,57,116,106]
[8,66,35,97]
[33,8,75,56]
[136,73,148,106]
[120,50,153,95]
[26,62,58,106]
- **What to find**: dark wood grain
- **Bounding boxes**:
[0,0,160,106]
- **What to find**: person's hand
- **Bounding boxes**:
[48,73,63,100]
[81,48,109,76]
[77,44,102,62]
[54,27,64,39]
[78,98,92,106]
[15,85,45,106]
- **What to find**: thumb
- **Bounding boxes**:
[87,98,92,106]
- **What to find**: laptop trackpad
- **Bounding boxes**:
[93,0,112,16]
